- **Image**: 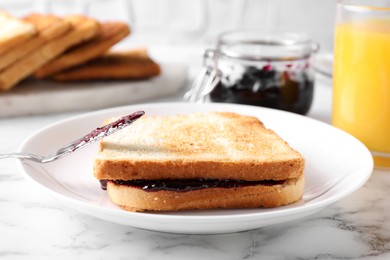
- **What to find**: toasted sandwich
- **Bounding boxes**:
[94,112,305,212]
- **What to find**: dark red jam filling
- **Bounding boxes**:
[210,65,314,115]
[99,178,286,192]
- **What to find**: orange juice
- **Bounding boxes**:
[332,19,390,167]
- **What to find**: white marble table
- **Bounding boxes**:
[0,75,389,259]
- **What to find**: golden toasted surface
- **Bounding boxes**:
[37,15,100,62]
[108,174,305,211]
[94,112,305,181]
[23,13,71,40]
[52,48,161,81]
[0,14,70,71]
[34,21,130,78]
[0,12,36,55]
[0,14,101,91]
[0,12,149,91]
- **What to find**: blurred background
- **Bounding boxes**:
[0,0,337,117]
[0,0,336,53]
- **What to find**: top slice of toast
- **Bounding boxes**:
[94,112,305,181]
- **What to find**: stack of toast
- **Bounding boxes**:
[0,12,161,92]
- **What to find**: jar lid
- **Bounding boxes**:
[217,30,318,61]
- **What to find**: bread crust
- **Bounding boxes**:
[0,14,71,71]
[94,157,304,181]
[0,12,36,55]
[107,174,305,211]
[34,21,130,78]
[52,48,160,81]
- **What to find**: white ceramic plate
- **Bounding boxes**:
[17,103,373,234]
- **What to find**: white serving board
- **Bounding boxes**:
[0,63,188,117]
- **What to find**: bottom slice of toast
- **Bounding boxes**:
[105,174,304,212]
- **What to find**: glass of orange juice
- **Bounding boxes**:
[333,0,390,169]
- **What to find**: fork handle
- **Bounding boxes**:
[0,153,44,163]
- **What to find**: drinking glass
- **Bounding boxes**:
[332,0,390,168]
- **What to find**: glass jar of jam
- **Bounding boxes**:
[204,30,318,115]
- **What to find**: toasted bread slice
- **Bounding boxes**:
[94,112,304,181]
[94,112,305,211]
[107,174,304,211]
[34,21,130,79]
[0,15,99,91]
[23,13,72,39]
[0,12,36,55]
[0,14,71,71]
[52,48,160,81]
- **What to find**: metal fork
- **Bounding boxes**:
[184,49,220,103]
[0,111,144,164]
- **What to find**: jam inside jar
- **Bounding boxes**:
[207,31,318,115]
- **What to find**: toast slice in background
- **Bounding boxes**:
[0,14,99,91]
[0,12,36,55]
[94,112,305,211]
[34,21,130,79]
[37,15,100,62]
[0,14,71,71]
[52,48,160,81]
